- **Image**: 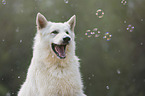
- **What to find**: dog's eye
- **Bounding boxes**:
[51,31,59,34]
[66,31,69,34]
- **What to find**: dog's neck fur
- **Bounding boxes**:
[32,33,79,69]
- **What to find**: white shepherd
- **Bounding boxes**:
[18,13,86,96]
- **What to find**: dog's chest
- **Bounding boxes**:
[36,66,80,96]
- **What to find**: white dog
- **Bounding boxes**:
[18,13,86,96]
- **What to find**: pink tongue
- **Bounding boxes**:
[55,45,65,57]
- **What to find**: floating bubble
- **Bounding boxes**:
[88,77,91,80]
[91,28,101,38]
[121,0,127,5]
[85,30,92,38]
[64,0,68,3]
[96,9,104,18]
[127,24,134,32]
[90,32,95,35]
[86,30,91,32]
[95,31,101,38]
[106,86,109,90]
[93,28,98,31]
[117,69,121,74]
[141,19,143,21]
[103,32,112,41]
[2,0,6,5]
[141,42,143,46]
[85,28,102,38]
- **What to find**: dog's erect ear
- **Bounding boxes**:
[67,15,76,31]
[36,13,47,30]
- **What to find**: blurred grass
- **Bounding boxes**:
[0,0,145,96]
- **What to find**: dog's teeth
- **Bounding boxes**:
[55,46,59,53]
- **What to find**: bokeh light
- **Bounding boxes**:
[117,69,121,74]
[64,0,68,3]
[106,86,109,90]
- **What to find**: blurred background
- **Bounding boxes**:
[0,0,145,96]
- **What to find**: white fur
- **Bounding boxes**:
[18,13,86,96]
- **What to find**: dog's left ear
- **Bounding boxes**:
[36,13,48,30]
[67,15,76,31]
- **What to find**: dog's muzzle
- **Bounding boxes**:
[51,36,71,59]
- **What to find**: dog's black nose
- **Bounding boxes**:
[63,37,71,44]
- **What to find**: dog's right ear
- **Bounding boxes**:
[36,13,47,30]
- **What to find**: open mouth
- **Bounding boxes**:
[51,43,67,59]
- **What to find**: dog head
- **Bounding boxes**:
[36,13,76,59]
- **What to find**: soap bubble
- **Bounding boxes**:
[2,0,6,5]
[93,28,98,31]
[103,32,112,41]
[85,30,92,38]
[96,9,104,18]
[91,28,101,38]
[85,28,102,38]
[127,24,134,32]
[121,0,127,5]
[86,30,91,32]
[90,32,95,35]
[95,31,101,38]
